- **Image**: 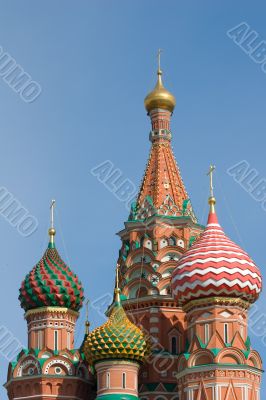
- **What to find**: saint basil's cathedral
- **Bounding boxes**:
[4,59,263,400]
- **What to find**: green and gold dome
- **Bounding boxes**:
[84,267,151,365]
[19,202,84,312]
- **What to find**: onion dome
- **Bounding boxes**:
[172,168,262,306]
[144,52,176,114]
[84,266,151,365]
[19,202,84,312]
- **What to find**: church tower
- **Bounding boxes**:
[84,265,151,400]
[117,54,204,398]
[5,202,93,400]
[172,171,263,399]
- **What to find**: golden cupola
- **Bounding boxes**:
[144,53,176,114]
[84,266,151,365]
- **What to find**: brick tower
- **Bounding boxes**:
[172,172,263,399]
[5,202,94,400]
[84,265,151,400]
[116,57,204,399]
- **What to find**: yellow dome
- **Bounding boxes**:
[144,69,176,114]
[84,288,151,365]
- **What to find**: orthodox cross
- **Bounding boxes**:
[50,199,56,228]
[85,299,90,335]
[207,165,216,197]
[157,48,162,71]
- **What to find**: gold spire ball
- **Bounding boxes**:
[144,49,176,114]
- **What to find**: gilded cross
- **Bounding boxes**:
[207,165,216,197]
[157,48,162,71]
[50,199,56,228]
[85,299,89,322]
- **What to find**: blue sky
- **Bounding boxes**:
[0,1,266,397]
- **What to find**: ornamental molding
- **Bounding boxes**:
[25,306,79,319]
[175,364,263,381]
[183,297,250,313]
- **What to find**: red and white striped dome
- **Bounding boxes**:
[172,205,262,305]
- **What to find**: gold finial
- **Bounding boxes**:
[157,48,162,74]
[85,299,90,335]
[207,165,216,212]
[114,263,121,304]
[48,199,56,243]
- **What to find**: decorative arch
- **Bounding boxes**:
[125,277,154,299]
[177,354,187,372]
[15,356,41,377]
[136,286,148,298]
[160,252,180,263]
[188,349,214,367]
[43,357,74,376]
[216,348,246,365]
[247,350,263,369]
[46,383,53,394]
[126,248,154,266]
[125,263,154,281]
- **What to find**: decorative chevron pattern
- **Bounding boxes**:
[85,300,151,364]
[172,210,262,305]
[19,244,84,312]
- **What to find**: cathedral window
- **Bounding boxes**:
[169,236,176,246]
[54,330,58,351]
[171,337,177,355]
[224,323,229,343]
[106,372,110,388]
[37,330,43,349]
[204,324,210,344]
[122,372,126,388]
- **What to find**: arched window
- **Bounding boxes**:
[37,330,43,349]
[224,323,229,343]
[106,372,110,388]
[169,236,176,246]
[204,324,210,344]
[122,372,126,389]
[54,330,58,351]
[171,337,177,355]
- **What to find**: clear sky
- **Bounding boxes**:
[0,1,266,398]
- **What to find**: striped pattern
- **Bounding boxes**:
[172,211,262,305]
[19,243,84,312]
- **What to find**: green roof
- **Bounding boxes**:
[97,395,139,400]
